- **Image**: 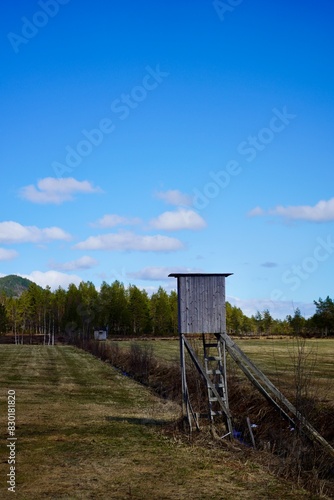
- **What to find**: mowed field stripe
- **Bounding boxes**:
[0,345,309,500]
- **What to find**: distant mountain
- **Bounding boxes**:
[0,275,37,297]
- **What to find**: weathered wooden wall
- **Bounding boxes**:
[169,274,232,334]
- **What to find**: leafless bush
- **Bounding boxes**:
[127,342,157,383]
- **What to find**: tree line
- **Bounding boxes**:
[0,280,333,342]
[0,281,178,343]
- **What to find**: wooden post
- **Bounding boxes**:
[246,417,256,449]
[179,333,191,430]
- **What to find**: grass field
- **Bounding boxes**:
[0,345,313,499]
[116,337,334,399]
[237,337,334,399]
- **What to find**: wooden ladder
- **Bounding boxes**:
[202,334,233,436]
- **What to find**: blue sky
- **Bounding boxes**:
[1,0,334,319]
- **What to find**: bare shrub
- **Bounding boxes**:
[128,342,157,383]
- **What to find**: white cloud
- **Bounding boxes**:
[91,214,141,228]
[155,189,193,206]
[129,266,202,281]
[74,231,184,252]
[0,248,18,261]
[247,206,265,217]
[49,255,98,271]
[0,221,71,244]
[150,208,206,231]
[20,177,101,204]
[19,271,82,290]
[269,198,334,221]
[248,198,334,222]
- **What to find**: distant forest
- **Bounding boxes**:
[0,278,333,342]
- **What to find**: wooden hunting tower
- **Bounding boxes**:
[169,273,233,436]
[169,273,334,458]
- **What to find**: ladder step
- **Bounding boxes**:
[204,343,219,348]
[206,356,221,361]
[209,394,227,402]
[208,384,224,391]
[210,410,223,416]
[206,369,222,375]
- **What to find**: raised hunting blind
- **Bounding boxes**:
[169,273,233,436]
[169,273,334,458]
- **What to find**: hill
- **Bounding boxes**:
[0,274,36,297]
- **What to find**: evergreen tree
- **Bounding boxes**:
[100,281,130,335]
[78,281,99,340]
[262,309,273,334]
[53,287,67,338]
[169,290,178,335]
[150,287,172,336]
[0,303,8,334]
[286,308,306,335]
[312,296,334,336]
[128,285,151,335]
[63,283,82,340]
